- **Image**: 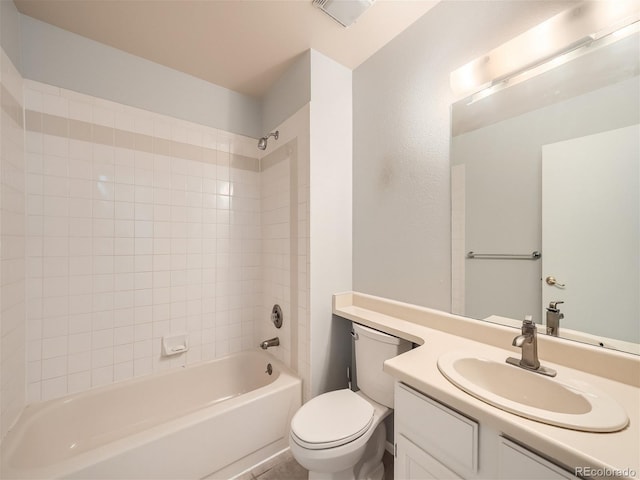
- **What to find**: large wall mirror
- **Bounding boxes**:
[450,18,639,355]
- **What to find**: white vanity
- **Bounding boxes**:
[333,292,640,480]
[395,382,581,479]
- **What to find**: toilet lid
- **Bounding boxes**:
[291,389,374,449]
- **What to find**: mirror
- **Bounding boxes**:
[450,26,640,355]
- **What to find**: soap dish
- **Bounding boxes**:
[162,333,189,356]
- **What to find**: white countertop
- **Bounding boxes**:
[333,292,640,480]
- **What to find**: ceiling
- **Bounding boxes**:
[14,0,439,98]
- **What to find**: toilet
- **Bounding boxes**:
[289,323,411,480]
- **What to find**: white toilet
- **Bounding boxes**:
[289,323,411,480]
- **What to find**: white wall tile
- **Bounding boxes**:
[68,371,91,393]
[68,101,92,123]
[42,93,67,117]
[41,377,67,401]
[43,134,69,158]
[22,81,267,402]
[93,106,115,128]
[69,140,92,161]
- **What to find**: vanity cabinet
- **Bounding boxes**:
[394,382,580,480]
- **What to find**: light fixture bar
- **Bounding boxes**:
[450,0,640,98]
[465,20,640,106]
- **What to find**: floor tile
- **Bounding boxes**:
[255,454,308,480]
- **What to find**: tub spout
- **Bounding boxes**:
[260,337,280,350]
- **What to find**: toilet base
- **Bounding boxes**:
[305,422,387,480]
[364,463,384,480]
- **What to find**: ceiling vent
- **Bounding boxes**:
[312,0,376,28]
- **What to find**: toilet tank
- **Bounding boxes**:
[353,323,411,408]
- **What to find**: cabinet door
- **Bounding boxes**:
[395,383,478,476]
[498,438,579,480]
[396,434,463,480]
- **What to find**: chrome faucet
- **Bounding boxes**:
[259,337,280,350]
[506,316,556,377]
[545,301,564,336]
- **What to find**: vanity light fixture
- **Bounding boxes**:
[450,0,640,98]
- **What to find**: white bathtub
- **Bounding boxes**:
[1,350,301,479]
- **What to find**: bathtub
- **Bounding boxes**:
[1,350,301,479]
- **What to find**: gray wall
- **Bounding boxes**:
[261,51,310,134]
[19,14,326,140]
[20,15,262,138]
[1,0,22,69]
[352,0,573,310]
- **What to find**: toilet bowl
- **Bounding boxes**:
[290,389,389,480]
[289,324,411,480]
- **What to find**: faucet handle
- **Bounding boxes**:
[548,301,564,311]
[521,315,536,334]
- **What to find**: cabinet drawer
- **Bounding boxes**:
[395,382,478,475]
[498,437,579,480]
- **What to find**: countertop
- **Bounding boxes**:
[333,292,640,480]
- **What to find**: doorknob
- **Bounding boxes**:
[545,276,566,287]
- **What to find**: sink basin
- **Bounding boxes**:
[437,351,629,432]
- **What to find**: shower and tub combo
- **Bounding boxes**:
[0,350,301,479]
[1,128,296,479]
[1,114,295,479]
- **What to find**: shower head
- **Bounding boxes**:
[257,131,279,150]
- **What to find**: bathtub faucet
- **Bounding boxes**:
[260,337,280,350]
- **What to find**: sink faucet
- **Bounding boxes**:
[506,316,556,377]
[545,301,564,336]
[259,337,279,350]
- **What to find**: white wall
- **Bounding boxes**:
[352,0,573,310]
[309,50,352,397]
[20,15,262,139]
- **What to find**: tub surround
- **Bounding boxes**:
[23,79,263,403]
[333,292,640,479]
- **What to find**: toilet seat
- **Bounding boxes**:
[290,389,374,450]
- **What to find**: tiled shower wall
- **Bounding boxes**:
[259,138,307,388]
[23,80,262,402]
[0,48,26,438]
[260,152,292,365]
[258,106,311,402]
